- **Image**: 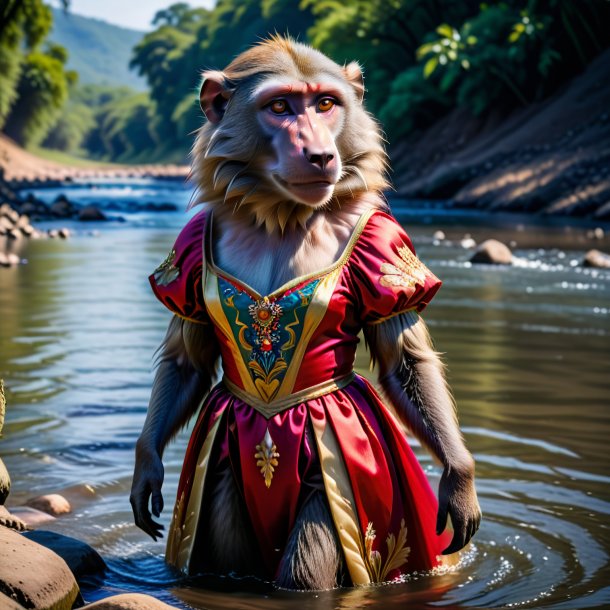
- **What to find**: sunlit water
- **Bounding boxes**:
[1,180,609,609]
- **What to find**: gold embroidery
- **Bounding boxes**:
[254,428,280,488]
[154,249,180,286]
[363,519,410,583]
[380,245,429,289]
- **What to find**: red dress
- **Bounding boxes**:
[150,208,446,584]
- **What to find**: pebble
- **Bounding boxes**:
[469,239,513,265]
[583,249,610,269]
[26,493,72,516]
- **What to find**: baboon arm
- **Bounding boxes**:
[364,311,481,554]
[130,316,218,540]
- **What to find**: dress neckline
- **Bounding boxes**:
[205,208,377,301]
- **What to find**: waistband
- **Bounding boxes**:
[222,372,356,419]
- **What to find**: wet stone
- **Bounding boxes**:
[23,530,106,583]
[84,593,180,609]
[470,239,513,265]
[583,249,610,269]
[0,526,80,609]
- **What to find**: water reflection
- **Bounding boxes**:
[0,183,608,609]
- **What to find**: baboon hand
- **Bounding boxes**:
[130,444,165,541]
[436,464,481,555]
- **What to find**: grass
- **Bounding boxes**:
[30,146,124,168]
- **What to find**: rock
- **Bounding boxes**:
[23,530,106,583]
[0,458,9,504]
[84,593,179,609]
[0,526,80,609]
[26,494,71,516]
[50,195,75,218]
[7,506,56,528]
[0,205,19,224]
[0,506,29,532]
[1,253,21,266]
[48,229,59,239]
[0,590,24,609]
[58,228,70,239]
[583,249,610,269]
[0,216,13,233]
[78,206,106,221]
[19,224,35,237]
[460,236,477,249]
[0,252,19,268]
[469,239,513,265]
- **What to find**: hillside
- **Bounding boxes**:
[391,49,610,221]
[49,7,146,90]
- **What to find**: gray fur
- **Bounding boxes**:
[200,464,263,577]
[276,492,344,590]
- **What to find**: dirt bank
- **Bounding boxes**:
[391,48,610,221]
[0,135,189,184]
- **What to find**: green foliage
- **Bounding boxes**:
[42,98,96,153]
[379,66,453,140]
[3,50,72,147]
[0,0,55,127]
[94,93,158,160]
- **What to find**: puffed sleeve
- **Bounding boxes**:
[148,211,209,324]
[349,211,442,325]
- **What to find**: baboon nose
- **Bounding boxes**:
[303,148,334,170]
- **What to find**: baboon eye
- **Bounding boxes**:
[317,97,335,112]
[268,99,288,114]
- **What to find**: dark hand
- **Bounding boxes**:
[436,463,481,555]
[130,443,165,541]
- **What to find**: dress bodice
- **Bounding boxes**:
[150,208,441,412]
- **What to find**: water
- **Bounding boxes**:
[1,180,609,609]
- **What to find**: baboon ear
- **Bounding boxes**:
[199,70,233,124]
[343,61,365,103]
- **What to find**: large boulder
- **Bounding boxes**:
[583,249,610,269]
[84,593,179,609]
[469,239,513,265]
[23,530,106,583]
[0,526,80,609]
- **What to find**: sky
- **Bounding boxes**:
[49,0,216,31]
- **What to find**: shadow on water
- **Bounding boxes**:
[1,181,609,609]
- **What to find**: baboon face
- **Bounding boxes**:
[251,78,344,206]
[194,36,387,231]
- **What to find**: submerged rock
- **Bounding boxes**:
[85,593,180,609]
[582,249,610,268]
[78,206,107,221]
[8,506,56,528]
[0,526,81,609]
[50,195,76,218]
[23,530,106,583]
[469,239,513,265]
[26,494,71,516]
[0,506,29,532]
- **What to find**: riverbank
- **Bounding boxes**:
[0,134,188,190]
[390,48,610,221]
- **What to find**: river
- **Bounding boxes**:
[0,179,608,609]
